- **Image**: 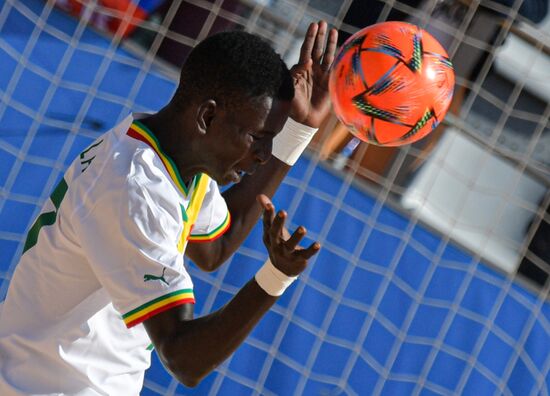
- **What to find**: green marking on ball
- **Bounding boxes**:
[401,109,434,140]
[353,96,398,122]
[411,34,423,72]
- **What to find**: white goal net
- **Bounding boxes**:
[0,0,549,395]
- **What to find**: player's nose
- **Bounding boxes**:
[254,139,272,164]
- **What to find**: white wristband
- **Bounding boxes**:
[272,118,318,166]
[255,259,298,297]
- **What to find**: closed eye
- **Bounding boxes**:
[249,133,262,141]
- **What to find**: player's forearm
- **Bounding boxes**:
[215,157,291,259]
[150,196,316,388]
[186,157,290,272]
[220,118,320,258]
[155,279,276,387]
[189,119,319,271]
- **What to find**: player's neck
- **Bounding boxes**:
[138,107,204,184]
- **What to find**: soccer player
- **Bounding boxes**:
[0,21,337,394]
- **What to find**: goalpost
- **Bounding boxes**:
[0,0,549,395]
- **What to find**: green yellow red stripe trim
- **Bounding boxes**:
[122,289,194,328]
[184,173,206,224]
[189,212,231,242]
[127,121,190,196]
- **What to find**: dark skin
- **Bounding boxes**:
[145,195,319,387]
[141,22,338,387]
[143,21,338,271]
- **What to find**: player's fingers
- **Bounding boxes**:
[285,226,306,250]
[321,28,338,70]
[270,210,287,240]
[312,21,328,63]
[260,196,275,230]
[296,241,321,260]
[262,210,273,237]
[282,226,292,240]
[298,22,318,65]
[264,203,275,220]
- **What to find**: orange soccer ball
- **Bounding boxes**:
[329,21,455,146]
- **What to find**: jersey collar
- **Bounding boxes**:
[127,120,194,196]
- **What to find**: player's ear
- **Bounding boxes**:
[196,99,217,135]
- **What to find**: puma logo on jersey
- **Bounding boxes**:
[143,268,169,286]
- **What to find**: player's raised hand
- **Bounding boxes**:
[257,194,320,277]
[289,21,338,128]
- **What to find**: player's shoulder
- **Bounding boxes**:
[70,114,180,216]
[79,114,170,186]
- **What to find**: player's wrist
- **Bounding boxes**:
[271,118,318,166]
[255,258,298,296]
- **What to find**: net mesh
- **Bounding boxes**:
[0,0,549,395]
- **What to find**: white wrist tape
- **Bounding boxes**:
[272,118,318,166]
[255,259,298,296]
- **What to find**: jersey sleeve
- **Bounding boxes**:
[188,178,231,243]
[73,155,194,328]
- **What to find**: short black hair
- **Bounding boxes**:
[174,31,294,109]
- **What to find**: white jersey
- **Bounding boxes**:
[0,115,230,395]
